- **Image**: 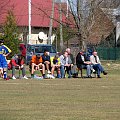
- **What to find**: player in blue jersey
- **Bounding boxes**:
[0,39,11,80]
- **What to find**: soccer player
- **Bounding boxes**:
[0,38,11,80]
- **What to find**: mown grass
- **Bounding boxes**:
[0,61,120,120]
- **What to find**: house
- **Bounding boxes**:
[101,6,120,46]
[0,0,72,44]
[86,0,120,46]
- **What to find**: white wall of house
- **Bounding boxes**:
[27,33,56,44]
[116,22,120,43]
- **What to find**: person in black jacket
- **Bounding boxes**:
[76,50,92,78]
[42,50,51,74]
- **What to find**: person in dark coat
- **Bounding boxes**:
[76,50,92,78]
[42,50,51,74]
[8,54,28,79]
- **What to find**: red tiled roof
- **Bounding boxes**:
[0,0,68,28]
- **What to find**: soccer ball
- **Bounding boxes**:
[107,63,110,66]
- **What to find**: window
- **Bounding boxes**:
[27,45,56,53]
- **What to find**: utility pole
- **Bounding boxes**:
[66,0,69,18]
[25,0,32,64]
[28,0,31,44]
[48,0,55,44]
[59,0,63,49]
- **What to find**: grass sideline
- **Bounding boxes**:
[0,61,120,120]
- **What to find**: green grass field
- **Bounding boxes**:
[0,61,120,120]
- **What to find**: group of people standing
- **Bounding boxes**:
[0,38,107,80]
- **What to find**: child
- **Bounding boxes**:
[50,54,61,78]
[0,38,11,80]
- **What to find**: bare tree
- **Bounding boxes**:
[59,0,64,49]
[48,0,55,45]
[67,0,120,49]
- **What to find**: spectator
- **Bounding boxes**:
[66,48,74,65]
[50,54,61,78]
[76,50,92,78]
[42,50,51,74]
[19,43,26,58]
[66,48,76,77]
[90,51,107,78]
[60,51,72,78]
[30,54,46,78]
[0,39,11,80]
[8,54,28,79]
